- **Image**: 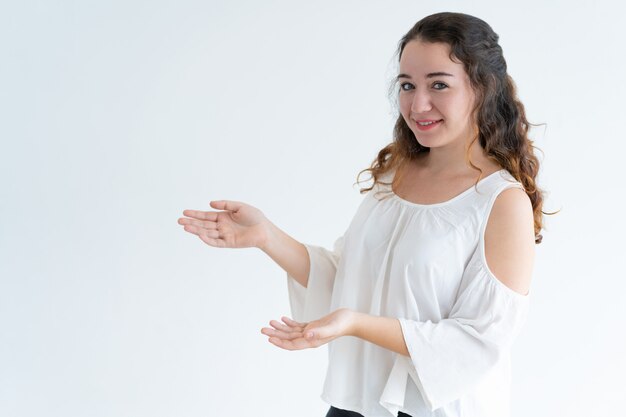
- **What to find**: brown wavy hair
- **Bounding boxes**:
[357,12,553,244]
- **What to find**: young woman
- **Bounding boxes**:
[178,12,545,417]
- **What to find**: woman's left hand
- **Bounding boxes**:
[261,308,358,350]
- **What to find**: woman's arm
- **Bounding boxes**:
[351,313,409,356]
[178,199,312,288]
[259,221,311,288]
[261,309,410,355]
[483,187,535,296]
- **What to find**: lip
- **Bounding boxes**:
[415,119,443,131]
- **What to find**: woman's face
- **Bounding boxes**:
[398,40,477,150]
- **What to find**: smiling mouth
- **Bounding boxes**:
[416,119,442,125]
[415,119,443,130]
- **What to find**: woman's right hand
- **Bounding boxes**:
[177,200,271,249]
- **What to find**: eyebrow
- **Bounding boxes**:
[396,71,455,80]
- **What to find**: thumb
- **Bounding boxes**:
[304,324,333,341]
[210,200,242,212]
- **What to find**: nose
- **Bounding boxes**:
[410,89,432,114]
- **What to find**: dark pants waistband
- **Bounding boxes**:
[326,405,413,417]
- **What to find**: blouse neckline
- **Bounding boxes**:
[389,169,507,208]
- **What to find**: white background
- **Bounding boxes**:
[1,1,625,416]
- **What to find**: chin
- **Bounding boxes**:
[414,136,441,148]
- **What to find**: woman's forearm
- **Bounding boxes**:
[258,221,311,288]
[351,312,410,357]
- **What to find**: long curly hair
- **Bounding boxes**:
[357,12,550,244]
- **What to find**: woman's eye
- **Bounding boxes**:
[399,82,414,91]
[433,82,448,90]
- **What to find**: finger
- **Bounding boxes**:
[182,225,226,248]
[210,200,243,212]
[269,320,302,333]
[181,224,202,236]
[268,337,298,350]
[281,316,306,327]
[183,224,220,239]
[268,337,307,350]
[197,233,227,248]
[272,319,303,331]
[178,217,218,230]
[269,336,324,350]
[261,327,302,341]
[182,210,218,222]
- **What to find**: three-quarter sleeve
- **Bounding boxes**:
[396,244,530,411]
[286,235,345,323]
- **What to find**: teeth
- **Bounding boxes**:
[418,120,438,126]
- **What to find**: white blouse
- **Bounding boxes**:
[286,169,530,417]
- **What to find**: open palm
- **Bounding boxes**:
[178,200,269,249]
[261,309,356,350]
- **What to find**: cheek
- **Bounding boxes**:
[398,94,412,118]
[454,92,475,117]
[430,95,447,110]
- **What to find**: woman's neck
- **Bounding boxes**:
[416,138,499,177]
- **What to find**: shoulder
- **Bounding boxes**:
[489,185,533,225]
[483,186,535,296]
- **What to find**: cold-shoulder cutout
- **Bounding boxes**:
[482,186,535,297]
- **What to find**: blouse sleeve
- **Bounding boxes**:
[286,235,345,323]
[396,186,530,411]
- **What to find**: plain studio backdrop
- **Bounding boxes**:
[1,1,625,416]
